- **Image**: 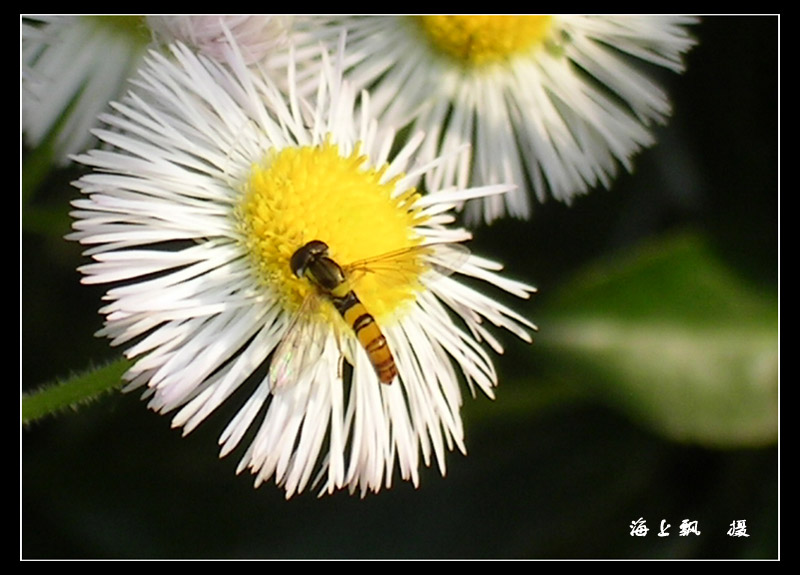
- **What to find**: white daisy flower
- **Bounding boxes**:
[22,16,151,164]
[288,15,698,223]
[68,37,535,497]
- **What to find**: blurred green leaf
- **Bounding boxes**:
[22,141,57,206]
[538,231,777,448]
[21,205,74,237]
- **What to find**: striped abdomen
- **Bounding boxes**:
[291,240,398,384]
[331,289,397,384]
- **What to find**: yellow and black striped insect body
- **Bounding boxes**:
[290,239,397,385]
[267,239,468,392]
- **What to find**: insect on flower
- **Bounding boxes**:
[268,239,469,391]
[68,33,536,496]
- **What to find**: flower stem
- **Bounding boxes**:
[22,357,131,425]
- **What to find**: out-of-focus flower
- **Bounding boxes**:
[22,15,289,165]
[146,15,290,65]
[288,15,698,223]
[22,16,150,164]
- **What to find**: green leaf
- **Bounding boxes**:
[22,357,131,425]
[538,232,777,448]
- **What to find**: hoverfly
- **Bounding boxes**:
[267,239,468,392]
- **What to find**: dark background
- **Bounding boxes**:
[22,16,778,558]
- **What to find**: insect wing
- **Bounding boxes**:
[267,294,325,392]
[343,242,470,287]
[418,242,471,281]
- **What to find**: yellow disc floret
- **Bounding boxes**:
[238,139,425,322]
[416,15,553,67]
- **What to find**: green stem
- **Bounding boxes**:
[22,357,132,425]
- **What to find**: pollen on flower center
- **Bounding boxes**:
[237,139,425,320]
[415,15,553,66]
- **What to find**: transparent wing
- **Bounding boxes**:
[344,242,470,286]
[267,294,327,393]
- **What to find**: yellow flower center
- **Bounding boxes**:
[415,15,553,67]
[238,140,425,323]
